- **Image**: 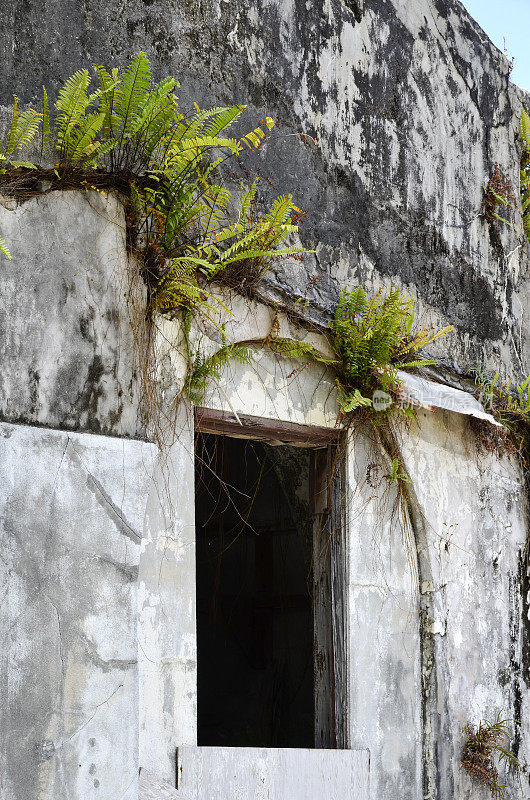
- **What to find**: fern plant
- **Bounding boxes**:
[384,457,411,485]
[483,163,517,228]
[0,97,41,172]
[0,235,11,260]
[330,285,454,415]
[521,109,530,242]
[475,368,530,425]
[184,342,254,404]
[0,51,310,327]
[461,711,521,799]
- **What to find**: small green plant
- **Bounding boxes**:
[384,457,411,485]
[0,235,11,260]
[520,109,530,242]
[184,341,254,405]
[475,368,530,425]
[0,52,309,314]
[461,711,521,799]
[329,285,454,416]
[483,163,517,227]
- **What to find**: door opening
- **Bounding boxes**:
[195,433,314,748]
[194,413,347,751]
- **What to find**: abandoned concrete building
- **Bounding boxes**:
[2,1,530,799]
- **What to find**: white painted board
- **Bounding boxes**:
[175,747,370,800]
[139,769,186,800]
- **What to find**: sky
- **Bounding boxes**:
[461,0,530,90]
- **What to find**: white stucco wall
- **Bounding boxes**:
[0,422,156,800]
[1,177,529,800]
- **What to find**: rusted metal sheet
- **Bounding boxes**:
[175,747,370,799]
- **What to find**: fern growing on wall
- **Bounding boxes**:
[0,52,308,311]
[329,285,453,415]
[520,109,530,242]
[0,54,455,425]
[461,711,521,800]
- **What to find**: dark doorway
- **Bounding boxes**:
[195,433,314,748]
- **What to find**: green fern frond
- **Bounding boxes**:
[267,337,336,365]
[180,105,232,139]
[395,359,436,370]
[338,387,372,413]
[239,179,259,223]
[41,86,51,157]
[152,254,229,317]
[13,109,41,154]
[54,69,92,160]
[3,98,41,160]
[521,109,530,149]
[66,111,105,163]
[138,76,177,159]
[112,52,152,142]
[185,343,253,404]
[94,65,119,142]
[177,135,241,154]
[218,246,305,266]
[240,121,274,150]
[0,236,12,259]
[7,159,37,169]
[203,105,246,138]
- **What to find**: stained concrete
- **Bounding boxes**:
[138,409,197,783]
[1,1,530,800]
[1,0,530,383]
[0,422,157,800]
[345,411,528,800]
[0,192,144,438]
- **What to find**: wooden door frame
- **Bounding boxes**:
[194,407,348,749]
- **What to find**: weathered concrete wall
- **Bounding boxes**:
[2,191,530,799]
[138,408,197,783]
[0,192,144,438]
[1,0,530,383]
[344,410,528,800]
[2,2,530,800]
[402,410,528,800]
[345,428,422,800]
[0,422,156,800]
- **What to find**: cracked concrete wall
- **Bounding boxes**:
[345,410,528,800]
[0,422,157,800]
[1,0,530,385]
[400,410,529,800]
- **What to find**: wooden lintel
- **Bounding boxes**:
[194,407,341,447]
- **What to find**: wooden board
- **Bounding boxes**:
[175,747,370,800]
[195,407,341,447]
